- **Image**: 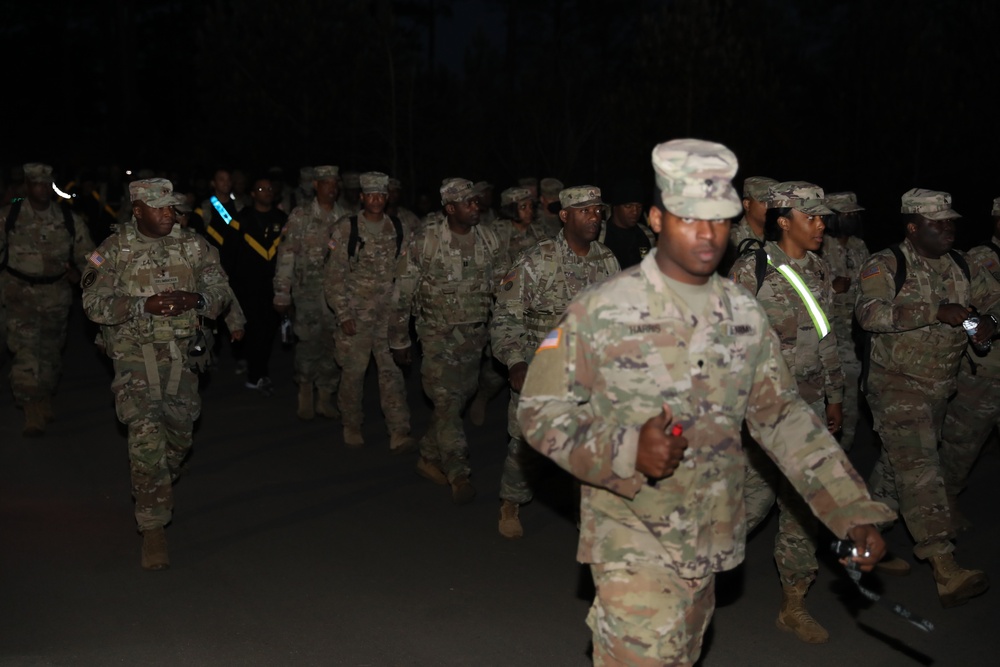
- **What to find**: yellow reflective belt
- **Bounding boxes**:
[767,256,831,339]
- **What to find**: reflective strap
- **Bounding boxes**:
[767,255,831,339]
[244,233,281,261]
[206,225,224,245]
[141,343,163,401]
[210,196,233,225]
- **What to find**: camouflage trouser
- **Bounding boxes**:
[2,278,72,403]
[334,311,410,434]
[292,298,341,393]
[744,398,823,585]
[477,340,507,399]
[111,348,200,531]
[588,562,714,667]
[866,381,953,560]
[940,365,1000,496]
[500,388,541,504]
[837,339,862,451]
[418,323,488,482]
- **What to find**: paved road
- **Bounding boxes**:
[2,304,996,666]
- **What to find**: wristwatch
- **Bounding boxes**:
[195,294,207,311]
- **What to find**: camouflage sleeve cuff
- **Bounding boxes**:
[826,388,844,404]
[506,354,527,369]
[610,426,641,481]
[273,293,292,307]
[133,297,149,319]
[819,500,897,540]
[389,341,412,351]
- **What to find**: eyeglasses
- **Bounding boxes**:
[256,186,274,192]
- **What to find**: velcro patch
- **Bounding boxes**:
[88,251,105,267]
[536,327,562,352]
[81,270,97,288]
[861,265,881,280]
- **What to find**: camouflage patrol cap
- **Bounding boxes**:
[313,165,340,182]
[767,181,834,215]
[500,186,532,206]
[652,139,741,219]
[540,177,564,198]
[440,178,476,204]
[825,191,865,214]
[518,177,538,188]
[992,197,1000,217]
[359,171,389,194]
[299,166,315,182]
[473,181,493,195]
[900,188,961,220]
[342,171,360,188]
[388,177,402,190]
[742,176,778,202]
[129,178,184,208]
[23,163,54,183]
[559,185,603,209]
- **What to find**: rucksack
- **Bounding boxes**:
[736,237,772,295]
[859,243,971,392]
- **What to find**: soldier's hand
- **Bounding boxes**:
[508,362,528,393]
[341,319,357,336]
[391,346,412,367]
[231,329,245,342]
[937,303,971,326]
[973,314,997,344]
[636,403,687,481]
[826,402,843,434]
[146,291,197,316]
[842,524,886,572]
[832,276,851,294]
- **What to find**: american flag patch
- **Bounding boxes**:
[536,328,562,352]
[985,259,997,270]
[861,265,880,280]
[88,251,105,267]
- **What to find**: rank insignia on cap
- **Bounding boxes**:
[536,327,562,352]
[88,251,105,267]
[861,265,881,280]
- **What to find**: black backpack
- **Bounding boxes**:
[859,244,971,392]
[736,237,772,295]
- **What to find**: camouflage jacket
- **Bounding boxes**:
[0,201,94,280]
[324,213,408,324]
[952,239,1000,378]
[730,242,843,405]
[517,251,894,576]
[80,222,235,357]
[390,216,505,348]
[491,217,553,268]
[856,237,1000,399]
[273,199,348,305]
[492,231,619,369]
[729,215,764,250]
[821,235,869,340]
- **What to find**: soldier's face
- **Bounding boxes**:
[26,180,53,207]
[560,204,603,244]
[779,208,825,254]
[314,178,339,205]
[134,201,177,238]
[614,203,643,228]
[515,199,534,226]
[251,179,275,206]
[743,197,767,226]
[909,216,955,258]
[448,199,480,226]
[211,170,232,196]
[360,192,388,216]
[649,206,730,285]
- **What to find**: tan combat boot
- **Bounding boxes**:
[316,390,341,420]
[468,390,489,426]
[297,383,315,420]
[875,553,912,576]
[947,495,973,533]
[451,475,476,505]
[141,527,170,571]
[776,579,829,644]
[389,431,416,455]
[929,553,989,608]
[343,425,364,448]
[22,401,46,437]
[499,500,523,539]
[416,457,448,485]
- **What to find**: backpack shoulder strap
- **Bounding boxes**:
[754,248,768,295]
[347,215,359,259]
[389,214,404,257]
[889,244,906,296]
[948,248,972,283]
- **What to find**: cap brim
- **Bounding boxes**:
[923,209,961,221]
[141,193,185,208]
[797,202,835,216]
[830,203,865,213]
[566,197,603,208]
[662,192,742,220]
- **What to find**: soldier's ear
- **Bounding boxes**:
[558,209,569,224]
[444,202,456,216]
[778,215,790,231]
[648,206,663,234]
[742,198,751,215]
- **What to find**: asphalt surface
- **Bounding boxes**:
[1,303,997,666]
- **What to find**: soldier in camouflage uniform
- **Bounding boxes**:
[474,181,498,227]
[821,192,870,451]
[273,165,347,420]
[721,176,777,276]
[0,163,95,435]
[535,177,564,239]
[391,178,506,504]
[730,181,843,644]
[387,177,421,235]
[938,197,1000,532]
[81,178,238,570]
[857,188,996,608]
[339,171,362,215]
[518,139,892,667]
[324,172,415,451]
[491,185,620,539]
[491,186,549,266]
